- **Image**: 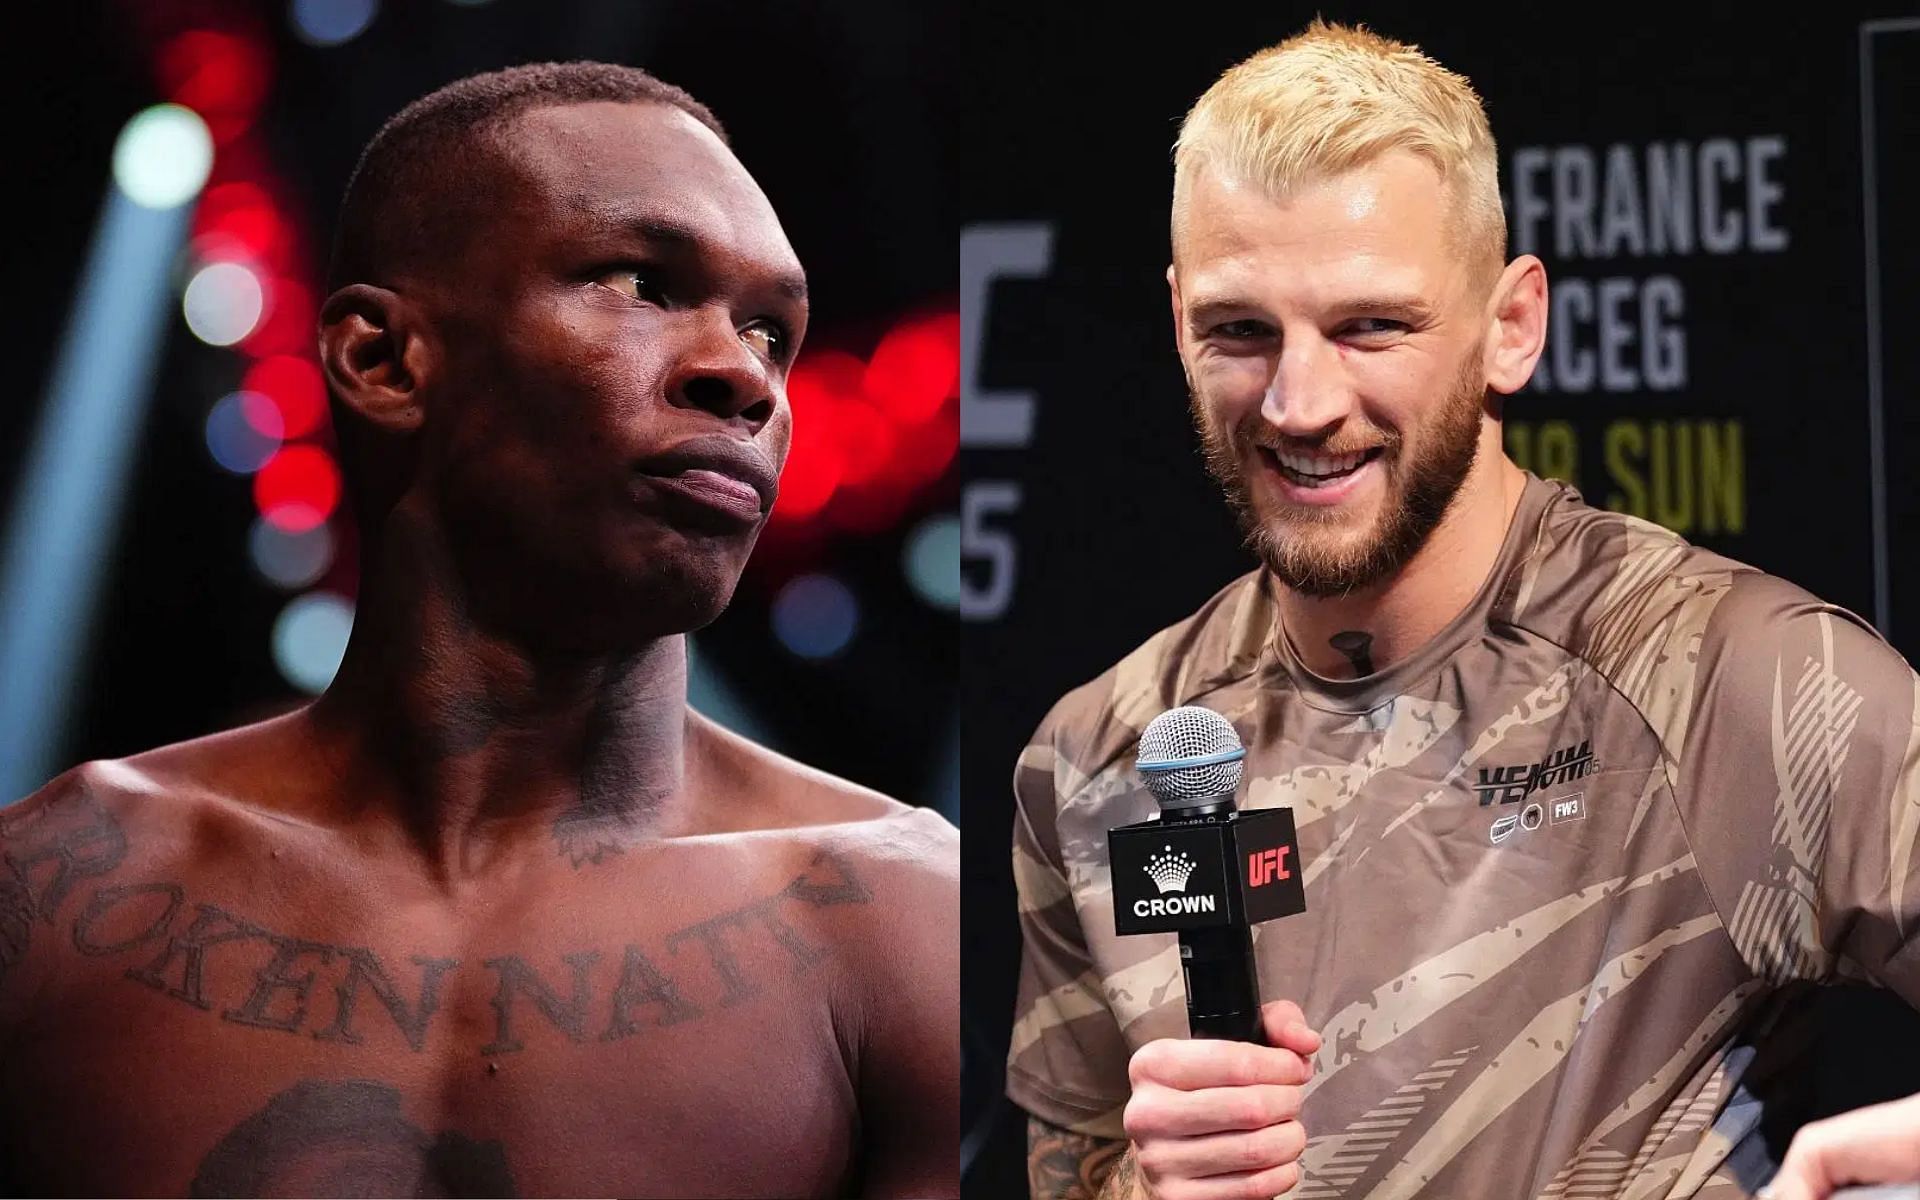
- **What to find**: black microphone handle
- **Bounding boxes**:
[1178,923,1265,1044]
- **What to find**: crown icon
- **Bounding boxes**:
[1145,846,1196,894]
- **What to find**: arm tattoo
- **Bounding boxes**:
[1026,1115,1125,1200]
[1329,630,1375,678]
[1099,1148,1139,1200]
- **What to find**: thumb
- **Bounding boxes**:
[1261,1000,1321,1057]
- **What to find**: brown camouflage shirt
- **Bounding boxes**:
[1007,474,1920,1198]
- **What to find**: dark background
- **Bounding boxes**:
[961,4,1920,1194]
[1,0,959,817]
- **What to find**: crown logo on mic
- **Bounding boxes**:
[1145,846,1197,894]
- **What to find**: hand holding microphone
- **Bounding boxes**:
[1122,1000,1321,1200]
[1107,707,1318,1197]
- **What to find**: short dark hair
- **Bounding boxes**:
[326,61,727,292]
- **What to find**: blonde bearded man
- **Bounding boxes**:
[1009,20,1920,1200]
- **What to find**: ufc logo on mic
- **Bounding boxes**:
[1247,846,1292,888]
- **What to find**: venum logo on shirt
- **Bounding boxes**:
[1474,740,1596,805]
[1480,740,1595,845]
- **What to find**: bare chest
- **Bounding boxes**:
[0,833,872,1197]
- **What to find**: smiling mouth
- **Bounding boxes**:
[1263,446,1385,487]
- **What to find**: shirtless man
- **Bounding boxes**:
[0,62,957,1199]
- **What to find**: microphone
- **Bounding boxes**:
[1107,706,1306,1044]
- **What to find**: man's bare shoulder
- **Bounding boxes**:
[5,753,201,868]
[0,752,215,1020]
[1,714,341,955]
[693,712,954,831]
[687,712,956,912]
[16,715,325,848]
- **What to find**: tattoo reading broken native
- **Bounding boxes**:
[1,792,871,1053]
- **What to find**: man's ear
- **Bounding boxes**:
[1482,256,1548,397]
[318,284,436,527]
[318,284,433,433]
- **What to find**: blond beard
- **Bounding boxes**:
[1191,349,1487,597]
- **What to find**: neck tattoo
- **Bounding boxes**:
[1329,631,1375,678]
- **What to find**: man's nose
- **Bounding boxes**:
[1260,341,1354,438]
[666,313,778,430]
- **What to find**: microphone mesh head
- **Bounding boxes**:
[1135,706,1244,805]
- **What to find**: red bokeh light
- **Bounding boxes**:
[193,181,293,266]
[793,350,894,488]
[775,352,861,521]
[242,356,328,439]
[240,277,317,358]
[881,406,958,492]
[761,311,958,539]
[774,419,843,522]
[832,401,898,488]
[156,30,271,145]
[910,407,959,478]
[792,350,867,408]
[822,407,907,533]
[254,445,341,532]
[864,311,959,424]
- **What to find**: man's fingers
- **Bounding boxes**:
[1260,1001,1321,1057]
[1125,1083,1303,1139]
[1129,1036,1315,1090]
[1763,1129,1838,1200]
[1148,1160,1301,1200]
[1261,1000,1307,1032]
[1764,1095,1920,1200]
[1120,1012,1318,1199]
[1134,1119,1306,1181]
[1758,1164,1818,1200]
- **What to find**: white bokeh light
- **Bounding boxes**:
[112,105,214,210]
[182,261,266,346]
[272,592,354,693]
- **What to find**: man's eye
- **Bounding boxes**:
[1215,320,1274,340]
[741,322,790,363]
[595,269,667,304]
[1346,318,1406,336]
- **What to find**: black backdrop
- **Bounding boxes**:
[960,4,1920,1193]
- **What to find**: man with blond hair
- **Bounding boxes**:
[1010,19,1920,1200]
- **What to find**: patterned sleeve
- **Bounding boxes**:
[1005,696,1134,1139]
[1669,572,1920,1003]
